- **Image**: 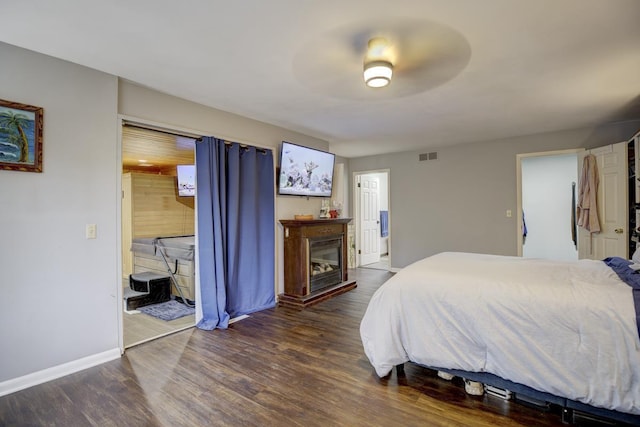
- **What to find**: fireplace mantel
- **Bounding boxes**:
[279,218,356,308]
[280,218,353,227]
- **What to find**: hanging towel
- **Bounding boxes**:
[380,210,389,237]
[571,182,577,247]
[577,154,601,233]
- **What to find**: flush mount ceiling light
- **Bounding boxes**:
[364,60,393,88]
[364,37,394,88]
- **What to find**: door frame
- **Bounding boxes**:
[516,148,584,257]
[353,169,391,269]
[116,114,204,354]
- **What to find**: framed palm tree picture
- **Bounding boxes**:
[0,99,43,172]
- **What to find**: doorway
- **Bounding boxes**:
[354,170,390,270]
[517,143,629,261]
[120,122,198,348]
[519,151,579,261]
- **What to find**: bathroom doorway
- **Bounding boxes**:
[354,170,391,270]
[120,122,198,348]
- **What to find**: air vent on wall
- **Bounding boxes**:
[419,152,438,161]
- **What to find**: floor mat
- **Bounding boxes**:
[138,300,195,321]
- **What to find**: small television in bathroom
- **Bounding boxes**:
[177,164,196,197]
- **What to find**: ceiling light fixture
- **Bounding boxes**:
[364,60,393,88]
[364,37,394,88]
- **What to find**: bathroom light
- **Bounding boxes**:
[364,60,393,88]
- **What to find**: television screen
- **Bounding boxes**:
[278,142,335,197]
[177,164,196,197]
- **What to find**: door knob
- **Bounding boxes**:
[615,228,623,234]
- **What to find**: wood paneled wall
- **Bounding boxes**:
[122,172,195,277]
[130,172,194,237]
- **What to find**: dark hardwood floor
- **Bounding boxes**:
[0,268,619,426]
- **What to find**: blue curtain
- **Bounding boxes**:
[195,137,275,330]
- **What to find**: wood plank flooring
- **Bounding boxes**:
[0,268,620,426]
[123,307,194,348]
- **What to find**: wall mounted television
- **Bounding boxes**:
[177,164,196,197]
[278,141,335,197]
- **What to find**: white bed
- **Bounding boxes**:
[360,252,640,417]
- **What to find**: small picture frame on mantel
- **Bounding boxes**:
[0,98,43,173]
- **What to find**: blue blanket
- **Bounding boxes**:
[603,257,640,339]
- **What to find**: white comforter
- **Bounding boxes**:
[360,252,640,415]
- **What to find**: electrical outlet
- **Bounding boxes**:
[506,210,512,218]
[86,224,97,239]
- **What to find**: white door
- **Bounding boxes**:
[360,175,380,265]
[577,141,628,259]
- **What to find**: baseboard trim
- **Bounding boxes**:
[0,348,121,397]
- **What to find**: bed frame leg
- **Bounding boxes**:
[561,407,573,424]
[395,364,405,376]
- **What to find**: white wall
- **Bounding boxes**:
[521,153,578,261]
[347,122,640,268]
[0,42,119,384]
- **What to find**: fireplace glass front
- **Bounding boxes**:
[308,237,342,293]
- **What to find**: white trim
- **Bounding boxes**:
[229,314,250,324]
[124,324,195,349]
[0,348,121,397]
[116,118,124,354]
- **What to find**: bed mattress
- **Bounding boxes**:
[360,252,640,415]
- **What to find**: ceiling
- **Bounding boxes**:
[1,0,639,158]
[122,125,195,174]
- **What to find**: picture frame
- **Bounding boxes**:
[0,98,43,172]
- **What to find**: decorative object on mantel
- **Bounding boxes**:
[294,214,314,220]
[331,200,342,218]
[279,218,356,308]
[320,199,331,218]
[0,98,43,173]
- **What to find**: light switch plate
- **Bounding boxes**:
[86,224,97,239]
